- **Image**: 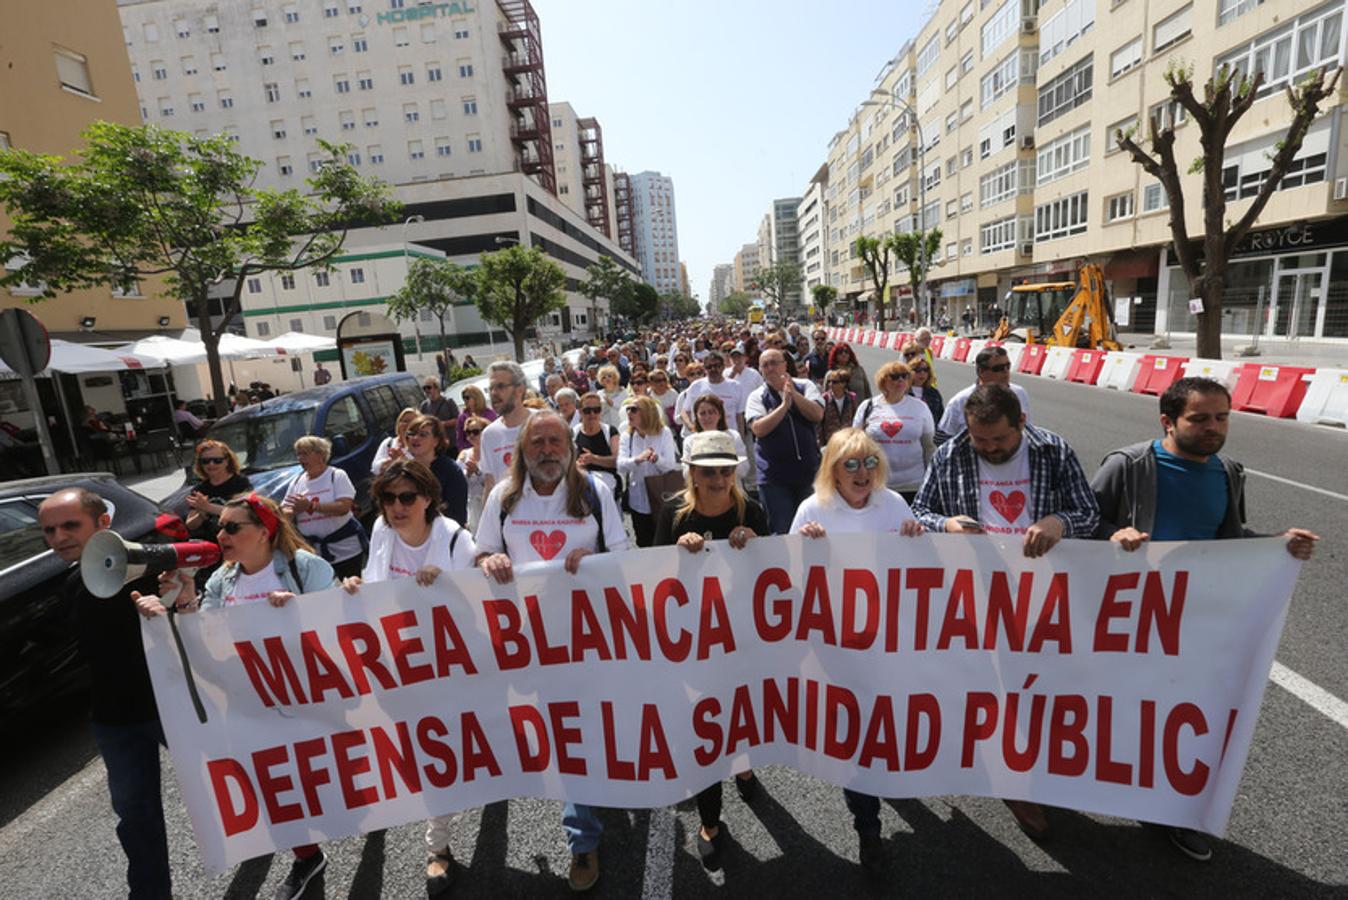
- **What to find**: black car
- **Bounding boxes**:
[0,473,163,720]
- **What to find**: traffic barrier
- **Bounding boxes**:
[1066,349,1108,385]
[1231,364,1316,418]
[1097,351,1144,391]
[967,339,989,362]
[1181,358,1243,391]
[951,337,973,363]
[1019,343,1048,375]
[938,336,959,360]
[1042,345,1075,380]
[867,330,879,347]
[929,334,947,357]
[894,332,913,351]
[999,342,1026,371]
[1132,355,1187,395]
[1296,368,1348,427]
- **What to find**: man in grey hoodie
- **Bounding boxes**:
[1091,375,1318,862]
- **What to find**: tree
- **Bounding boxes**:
[854,235,895,330]
[613,281,659,325]
[752,260,803,317]
[474,244,567,361]
[386,256,476,369]
[811,284,838,320]
[580,254,632,336]
[661,292,702,320]
[892,228,943,325]
[719,290,754,317]
[1117,63,1340,359]
[0,123,399,415]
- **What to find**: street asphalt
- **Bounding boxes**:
[0,344,1344,898]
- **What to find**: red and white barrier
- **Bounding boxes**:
[1097,352,1144,391]
[1296,368,1348,428]
[1231,364,1316,418]
[1042,345,1075,380]
[1181,358,1244,391]
[1066,349,1108,385]
[1132,355,1187,395]
[999,342,1026,371]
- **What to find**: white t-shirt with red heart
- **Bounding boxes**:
[223,566,286,607]
[479,411,533,484]
[977,441,1033,535]
[854,395,935,489]
[474,475,630,565]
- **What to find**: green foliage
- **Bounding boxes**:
[719,290,754,316]
[751,260,803,312]
[811,283,838,316]
[660,291,702,320]
[614,281,660,323]
[891,229,943,289]
[474,244,567,361]
[447,365,482,383]
[580,255,633,333]
[386,256,476,337]
[854,234,896,325]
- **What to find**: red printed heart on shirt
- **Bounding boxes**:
[503,451,513,467]
[879,420,904,438]
[989,490,1026,523]
[529,529,567,560]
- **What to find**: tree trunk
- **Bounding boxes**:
[876,280,887,332]
[1196,270,1225,361]
[197,292,230,418]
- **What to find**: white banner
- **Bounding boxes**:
[142,534,1301,871]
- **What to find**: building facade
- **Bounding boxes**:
[709,263,735,308]
[734,242,760,296]
[629,170,681,294]
[797,165,830,307]
[817,0,1348,341]
[1,0,185,339]
[771,197,804,312]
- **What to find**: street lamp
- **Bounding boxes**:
[862,89,931,327]
[403,214,427,361]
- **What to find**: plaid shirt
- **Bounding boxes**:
[912,424,1099,537]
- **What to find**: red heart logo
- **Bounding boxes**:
[503,451,513,467]
[879,420,904,438]
[529,529,566,560]
[989,490,1026,523]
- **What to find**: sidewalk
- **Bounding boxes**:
[1114,332,1348,370]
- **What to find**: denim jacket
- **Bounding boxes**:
[201,549,337,610]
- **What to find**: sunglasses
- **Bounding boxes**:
[981,363,1012,373]
[650,376,667,382]
[911,365,930,373]
[626,406,641,414]
[423,385,437,392]
[200,456,226,465]
[887,372,911,381]
[379,490,422,506]
[842,455,881,473]
[698,465,736,477]
[465,428,483,436]
[632,379,648,385]
[219,520,253,535]
[581,406,602,414]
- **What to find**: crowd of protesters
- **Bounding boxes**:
[37,315,1319,899]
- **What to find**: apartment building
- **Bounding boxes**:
[734,242,760,296]
[709,263,735,307]
[798,165,831,303]
[547,102,614,240]
[771,197,805,311]
[630,170,682,294]
[1,0,184,338]
[821,0,1348,341]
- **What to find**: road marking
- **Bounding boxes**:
[1246,469,1348,503]
[639,805,676,900]
[1270,662,1348,731]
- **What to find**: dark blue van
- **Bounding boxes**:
[162,373,424,520]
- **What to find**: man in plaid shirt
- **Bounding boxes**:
[912,383,1099,839]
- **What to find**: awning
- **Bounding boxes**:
[270,331,337,353]
[0,339,165,378]
[1104,250,1160,281]
[110,332,290,364]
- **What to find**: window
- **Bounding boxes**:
[264,82,281,103]
[946,111,958,133]
[408,140,425,160]
[206,14,220,33]
[212,52,226,71]
[981,0,1018,58]
[158,97,174,117]
[303,115,317,136]
[1222,129,1328,200]
[358,71,373,90]
[283,5,300,23]
[946,200,958,218]
[353,35,368,52]
[1142,182,1169,212]
[462,97,477,115]
[314,271,331,287]
[980,159,1023,206]
[421,22,436,43]
[1035,191,1090,240]
[1219,0,1264,26]
[981,215,1019,253]
[323,315,338,330]
[334,75,350,93]
[257,322,271,337]
[962,239,974,257]
[394,26,409,47]
[453,24,470,39]
[174,18,190,38]
[350,267,365,284]
[362,107,378,127]
[296,78,312,99]
[348,2,363,12]
[260,46,275,66]
[924,160,941,190]
[946,155,958,176]
[1105,192,1135,221]
[1037,55,1093,125]
[324,396,369,449]
[431,99,447,119]
[271,119,287,139]
[253,10,269,28]
[961,147,973,168]
[916,35,939,77]
[961,50,975,74]
[1039,0,1095,66]
[458,61,474,78]
[223,126,240,144]
[278,156,293,176]
[151,60,168,80]
[426,64,442,82]
[1153,5,1192,53]
[399,65,414,85]
[1036,125,1091,184]
[467,135,483,153]
[368,144,384,164]
[218,90,234,109]
[1111,38,1142,78]
[945,66,959,90]
[182,55,198,75]
[1149,98,1188,132]
[247,277,263,294]
[946,241,958,260]
[280,274,296,291]
[1217,2,1343,101]
[981,48,1036,108]
[339,110,355,131]
[1105,115,1137,154]
[404,102,420,122]
[960,99,974,122]
[291,42,306,61]
[143,22,160,42]
[436,137,452,157]
[189,93,204,112]
[324,3,339,17]
[54,48,95,96]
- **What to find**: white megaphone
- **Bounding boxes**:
[81,531,222,605]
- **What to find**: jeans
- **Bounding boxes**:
[758,481,814,535]
[92,720,172,900]
[563,803,603,854]
[843,788,881,836]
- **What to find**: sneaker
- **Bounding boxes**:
[1167,827,1213,862]
[273,849,326,900]
[696,822,728,871]
[858,831,884,878]
[426,848,456,897]
[734,772,761,803]
[568,850,600,892]
[1003,800,1051,841]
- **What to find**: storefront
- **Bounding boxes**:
[1158,218,1348,341]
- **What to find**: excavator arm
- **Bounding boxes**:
[1047,264,1121,351]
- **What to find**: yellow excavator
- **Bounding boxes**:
[990,262,1121,350]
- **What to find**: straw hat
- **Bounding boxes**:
[682,430,747,467]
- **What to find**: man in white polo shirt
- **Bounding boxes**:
[937,345,1031,441]
[677,348,746,439]
[474,411,628,893]
[479,360,535,496]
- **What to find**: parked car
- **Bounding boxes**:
[0,473,164,721]
[442,348,586,410]
[161,372,424,521]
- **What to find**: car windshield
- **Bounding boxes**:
[208,406,318,471]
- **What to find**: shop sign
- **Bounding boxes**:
[938,278,975,298]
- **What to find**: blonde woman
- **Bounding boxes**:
[457,415,491,531]
[373,407,421,475]
[617,395,679,546]
[183,439,252,539]
[282,435,366,580]
[852,359,936,502]
[597,364,628,430]
[454,384,496,449]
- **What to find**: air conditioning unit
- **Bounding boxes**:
[1335,176,1348,201]
[1020,242,1034,256]
[1020,135,1036,150]
[1022,17,1037,33]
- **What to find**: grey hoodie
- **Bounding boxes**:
[1090,440,1254,540]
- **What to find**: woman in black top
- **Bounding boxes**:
[652,430,766,872]
[183,439,252,540]
[903,345,944,427]
[573,390,622,502]
[402,414,469,526]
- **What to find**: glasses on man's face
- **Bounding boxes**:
[200,456,226,465]
[219,520,253,535]
[423,385,436,393]
[982,363,1012,373]
[379,490,422,507]
[581,406,602,415]
[841,455,881,473]
[465,429,483,437]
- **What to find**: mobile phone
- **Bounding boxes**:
[953,516,985,532]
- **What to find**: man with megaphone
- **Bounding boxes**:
[37,488,190,900]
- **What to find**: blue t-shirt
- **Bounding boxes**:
[1151,439,1228,540]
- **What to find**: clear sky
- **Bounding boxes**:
[530,0,928,309]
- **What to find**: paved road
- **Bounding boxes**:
[1,345,1345,898]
